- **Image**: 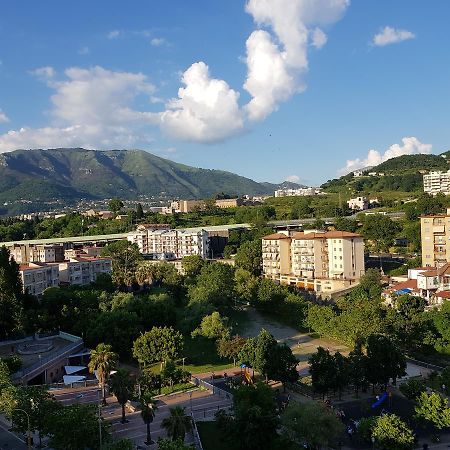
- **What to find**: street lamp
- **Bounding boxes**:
[12,408,32,450]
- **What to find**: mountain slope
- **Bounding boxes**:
[0,148,292,206]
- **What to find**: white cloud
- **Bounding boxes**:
[159,62,244,143]
[150,38,167,47]
[0,109,9,124]
[372,26,415,47]
[107,30,121,39]
[30,66,55,80]
[285,175,300,182]
[78,46,90,55]
[243,0,349,121]
[0,66,158,152]
[341,137,432,175]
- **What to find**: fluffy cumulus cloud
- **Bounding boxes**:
[0,66,158,152]
[285,175,300,182]
[159,62,244,143]
[372,26,415,46]
[0,109,9,124]
[243,0,349,121]
[341,137,432,174]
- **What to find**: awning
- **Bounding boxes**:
[64,365,87,375]
[63,375,86,384]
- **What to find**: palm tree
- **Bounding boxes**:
[161,406,192,442]
[110,368,134,424]
[141,392,157,445]
[88,343,118,406]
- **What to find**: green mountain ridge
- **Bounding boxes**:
[0,148,300,212]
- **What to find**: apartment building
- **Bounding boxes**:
[10,244,64,264]
[170,199,205,213]
[423,170,450,196]
[58,257,112,286]
[347,196,369,211]
[274,187,322,197]
[127,227,209,259]
[215,198,243,208]
[20,263,60,296]
[420,209,450,268]
[262,230,365,293]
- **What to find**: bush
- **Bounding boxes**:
[399,378,427,400]
[358,417,376,443]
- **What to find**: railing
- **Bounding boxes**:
[191,376,234,401]
[191,413,204,450]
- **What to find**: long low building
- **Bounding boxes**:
[262,230,365,293]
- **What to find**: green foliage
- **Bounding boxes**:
[161,406,192,442]
[88,343,118,405]
[217,335,247,366]
[181,255,205,278]
[108,198,124,214]
[362,215,401,252]
[371,414,415,450]
[157,438,194,450]
[357,416,376,443]
[234,240,262,276]
[308,347,336,397]
[414,391,450,430]
[1,355,22,374]
[192,312,230,340]
[110,368,135,423]
[282,401,344,448]
[399,378,427,400]
[133,326,183,367]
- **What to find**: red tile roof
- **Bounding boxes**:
[435,290,450,299]
[262,233,291,240]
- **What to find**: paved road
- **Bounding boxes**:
[0,418,28,450]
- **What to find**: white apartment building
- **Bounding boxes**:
[423,171,450,196]
[262,230,365,293]
[58,257,112,286]
[127,227,209,259]
[347,196,369,211]
[274,187,322,197]
[20,263,60,296]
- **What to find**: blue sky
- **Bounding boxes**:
[1,0,449,185]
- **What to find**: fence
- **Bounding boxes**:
[191,414,204,450]
[406,356,444,373]
[191,376,234,401]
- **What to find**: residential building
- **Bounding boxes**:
[127,227,209,259]
[10,244,64,264]
[347,196,369,211]
[423,170,450,196]
[20,262,60,296]
[262,230,365,293]
[420,209,450,268]
[58,257,112,286]
[215,198,243,208]
[353,170,364,178]
[274,187,322,197]
[170,199,205,213]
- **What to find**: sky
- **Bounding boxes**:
[1,0,450,185]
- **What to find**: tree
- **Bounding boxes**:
[366,334,406,389]
[231,383,279,450]
[139,370,162,396]
[308,347,335,398]
[88,343,118,405]
[157,438,194,450]
[110,369,134,424]
[282,401,344,449]
[101,241,142,287]
[234,240,262,276]
[348,341,368,397]
[109,198,124,214]
[141,393,157,445]
[161,406,192,442]
[267,343,299,386]
[217,335,247,366]
[332,351,349,400]
[133,326,183,369]
[181,255,204,278]
[234,268,259,303]
[362,215,401,252]
[399,378,426,400]
[47,403,108,450]
[358,268,383,299]
[0,245,24,338]
[191,312,230,340]
[371,414,415,450]
[136,203,144,219]
[415,391,450,430]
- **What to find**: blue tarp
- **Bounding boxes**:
[396,288,412,295]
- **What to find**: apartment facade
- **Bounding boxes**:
[423,170,450,196]
[58,257,112,285]
[215,198,243,208]
[20,263,60,296]
[347,196,369,211]
[10,244,64,264]
[262,230,365,293]
[127,227,209,259]
[420,209,450,268]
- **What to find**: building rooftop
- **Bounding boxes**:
[262,233,291,240]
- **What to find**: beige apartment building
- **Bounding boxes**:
[20,262,60,296]
[215,198,243,208]
[58,257,112,286]
[10,244,64,264]
[420,209,450,268]
[262,230,365,293]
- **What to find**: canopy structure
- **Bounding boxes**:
[64,365,87,375]
[63,375,86,384]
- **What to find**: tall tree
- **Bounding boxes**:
[181,255,204,278]
[141,393,157,445]
[161,406,192,442]
[371,414,414,450]
[109,198,124,214]
[0,245,24,338]
[308,347,335,398]
[348,341,368,397]
[88,343,118,405]
[136,203,144,220]
[332,351,349,400]
[234,240,262,276]
[191,312,230,340]
[217,335,247,366]
[133,326,183,369]
[110,369,134,424]
[415,391,450,431]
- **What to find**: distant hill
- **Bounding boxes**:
[0,148,299,214]
[322,152,450,194]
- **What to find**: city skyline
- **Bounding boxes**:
[1,0,449,184]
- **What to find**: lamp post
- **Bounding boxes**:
[12,408,32,450]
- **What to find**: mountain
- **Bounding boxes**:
[322,152,450,193]
[0,148,298,213]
